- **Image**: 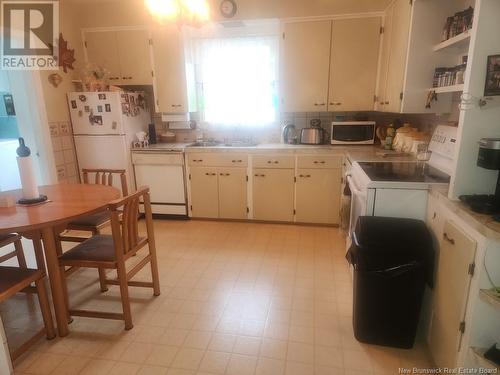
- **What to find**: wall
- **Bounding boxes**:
[75,0,390,29]
[39,1,83,183]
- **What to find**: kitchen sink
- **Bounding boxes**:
[190,141,222,147]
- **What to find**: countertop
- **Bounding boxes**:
[430,186,500,242]
[131,142,416,162]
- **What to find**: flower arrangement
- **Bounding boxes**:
[82,63,110,91]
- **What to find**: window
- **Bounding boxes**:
[195,35,279,126]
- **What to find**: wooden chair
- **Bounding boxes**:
[58,186,160,330]
[0,262,56,360]
[0,234,27,268]
[60,168,129,243]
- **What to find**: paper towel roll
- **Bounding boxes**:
[16,156,39,200]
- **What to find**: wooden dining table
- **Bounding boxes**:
[0,184,120,336]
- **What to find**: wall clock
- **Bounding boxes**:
[220,0,237,18]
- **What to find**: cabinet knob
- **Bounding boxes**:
[254,174,265,177]
[232,160,242,163]
[384,101,389,105]
[329,102,342,106]
[443,232,455,245]
[314,102,326,106]
[313,161,326,164]
[220,173,230,176]
[171,104,182,108]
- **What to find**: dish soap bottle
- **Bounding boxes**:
[385,123,395,150]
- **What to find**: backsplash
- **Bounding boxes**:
[152,110,457,145]
[48,121,79,184]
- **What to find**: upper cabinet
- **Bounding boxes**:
[376,0,457,113]
[281,20,332,112]
[281,17,381,113]
[84,29,153,86]
[328,17,381,111]
[151,26,192,114]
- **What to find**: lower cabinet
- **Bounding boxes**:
[295,168,341,224]
[190,167,247,219]
[428,219,477,368]
[253,168,295,222]
[218,168,247,219]
[190,167,219,218]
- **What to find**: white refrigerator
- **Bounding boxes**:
[67,91,150,191]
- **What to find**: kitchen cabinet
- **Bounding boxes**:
[84,29,153,85]
[253,168,295,222]
[296,168,341,224]
[151,26,190,114]
[328,17,381,111]
[428,220,477,369]
[190,167,219,218]
[281,20,332,112]
[188,153,248,219]
[218,168,247,219]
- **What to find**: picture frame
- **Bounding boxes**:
[97,105,103,113]
[70,100,77,109]
[121,93,129,103]
[105,104,111,112]
[84,105,90,112]
[484,55,500,96]
[98,93,106,100]
[3,94,15,116]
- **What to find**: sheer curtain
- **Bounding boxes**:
[195,36,279,127]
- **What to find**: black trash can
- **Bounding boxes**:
[346,216,434,349]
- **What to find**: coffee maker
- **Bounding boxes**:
[459,138,500,214]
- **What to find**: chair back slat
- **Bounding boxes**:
[82,168,128,197]
[109,187,149,257]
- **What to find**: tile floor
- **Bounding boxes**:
[1,220,434,374]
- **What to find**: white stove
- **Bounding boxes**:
[347,125,457,237]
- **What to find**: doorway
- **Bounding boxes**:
[0,70,56,192]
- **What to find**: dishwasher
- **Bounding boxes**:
[131,151,188,217]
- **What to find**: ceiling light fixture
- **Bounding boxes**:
[145,0,210,26]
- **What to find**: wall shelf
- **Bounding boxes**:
[479,288,500,310]
[433,30,471,52]
[470,347,500,370]
[431,84,464,94]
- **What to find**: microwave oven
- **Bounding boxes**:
[331,121,376,145]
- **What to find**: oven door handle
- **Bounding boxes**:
[346,175,367,199]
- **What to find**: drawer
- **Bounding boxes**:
[252,155,295,169]
[132,152,184,165]
[188,153,248,167]
[297,155,343,169]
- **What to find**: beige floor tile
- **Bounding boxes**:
[171,347,205,370]
[166,369,196,375]
[226,354,258,375]
[137,364,169,375]
[315,365,345,375]
[24,352,67,374]
[120,342,155,364]
[255,357,285,375]
[233,336,261,356]
[287,342,314,364]
[109,361,141,375]
[285,361,315,375]
[289,325,314,344]
[343,349,373,372]
[80,359,117,375]
[183,331,212,350]
[315,345,343,368]
[208,333,237,352]
[50,355,90,375]
[198,350,231,374]
[146,345,179,367]
[97,340,132,360]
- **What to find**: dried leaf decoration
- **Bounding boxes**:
[58,33,75,73]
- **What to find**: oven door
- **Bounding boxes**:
[347,175,368,238]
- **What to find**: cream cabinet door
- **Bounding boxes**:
[84,31,122,82]
[253,169,294,222]
[218,168,247,220]
[190,167,218,218]
[385,0,411,113]
[282,20,332,112]
[152,26,188,113]
[296,168,341,224]
[116,30,153,85]
[328,17,381,112]
[428,220,476,369]
[376,3,394,111]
